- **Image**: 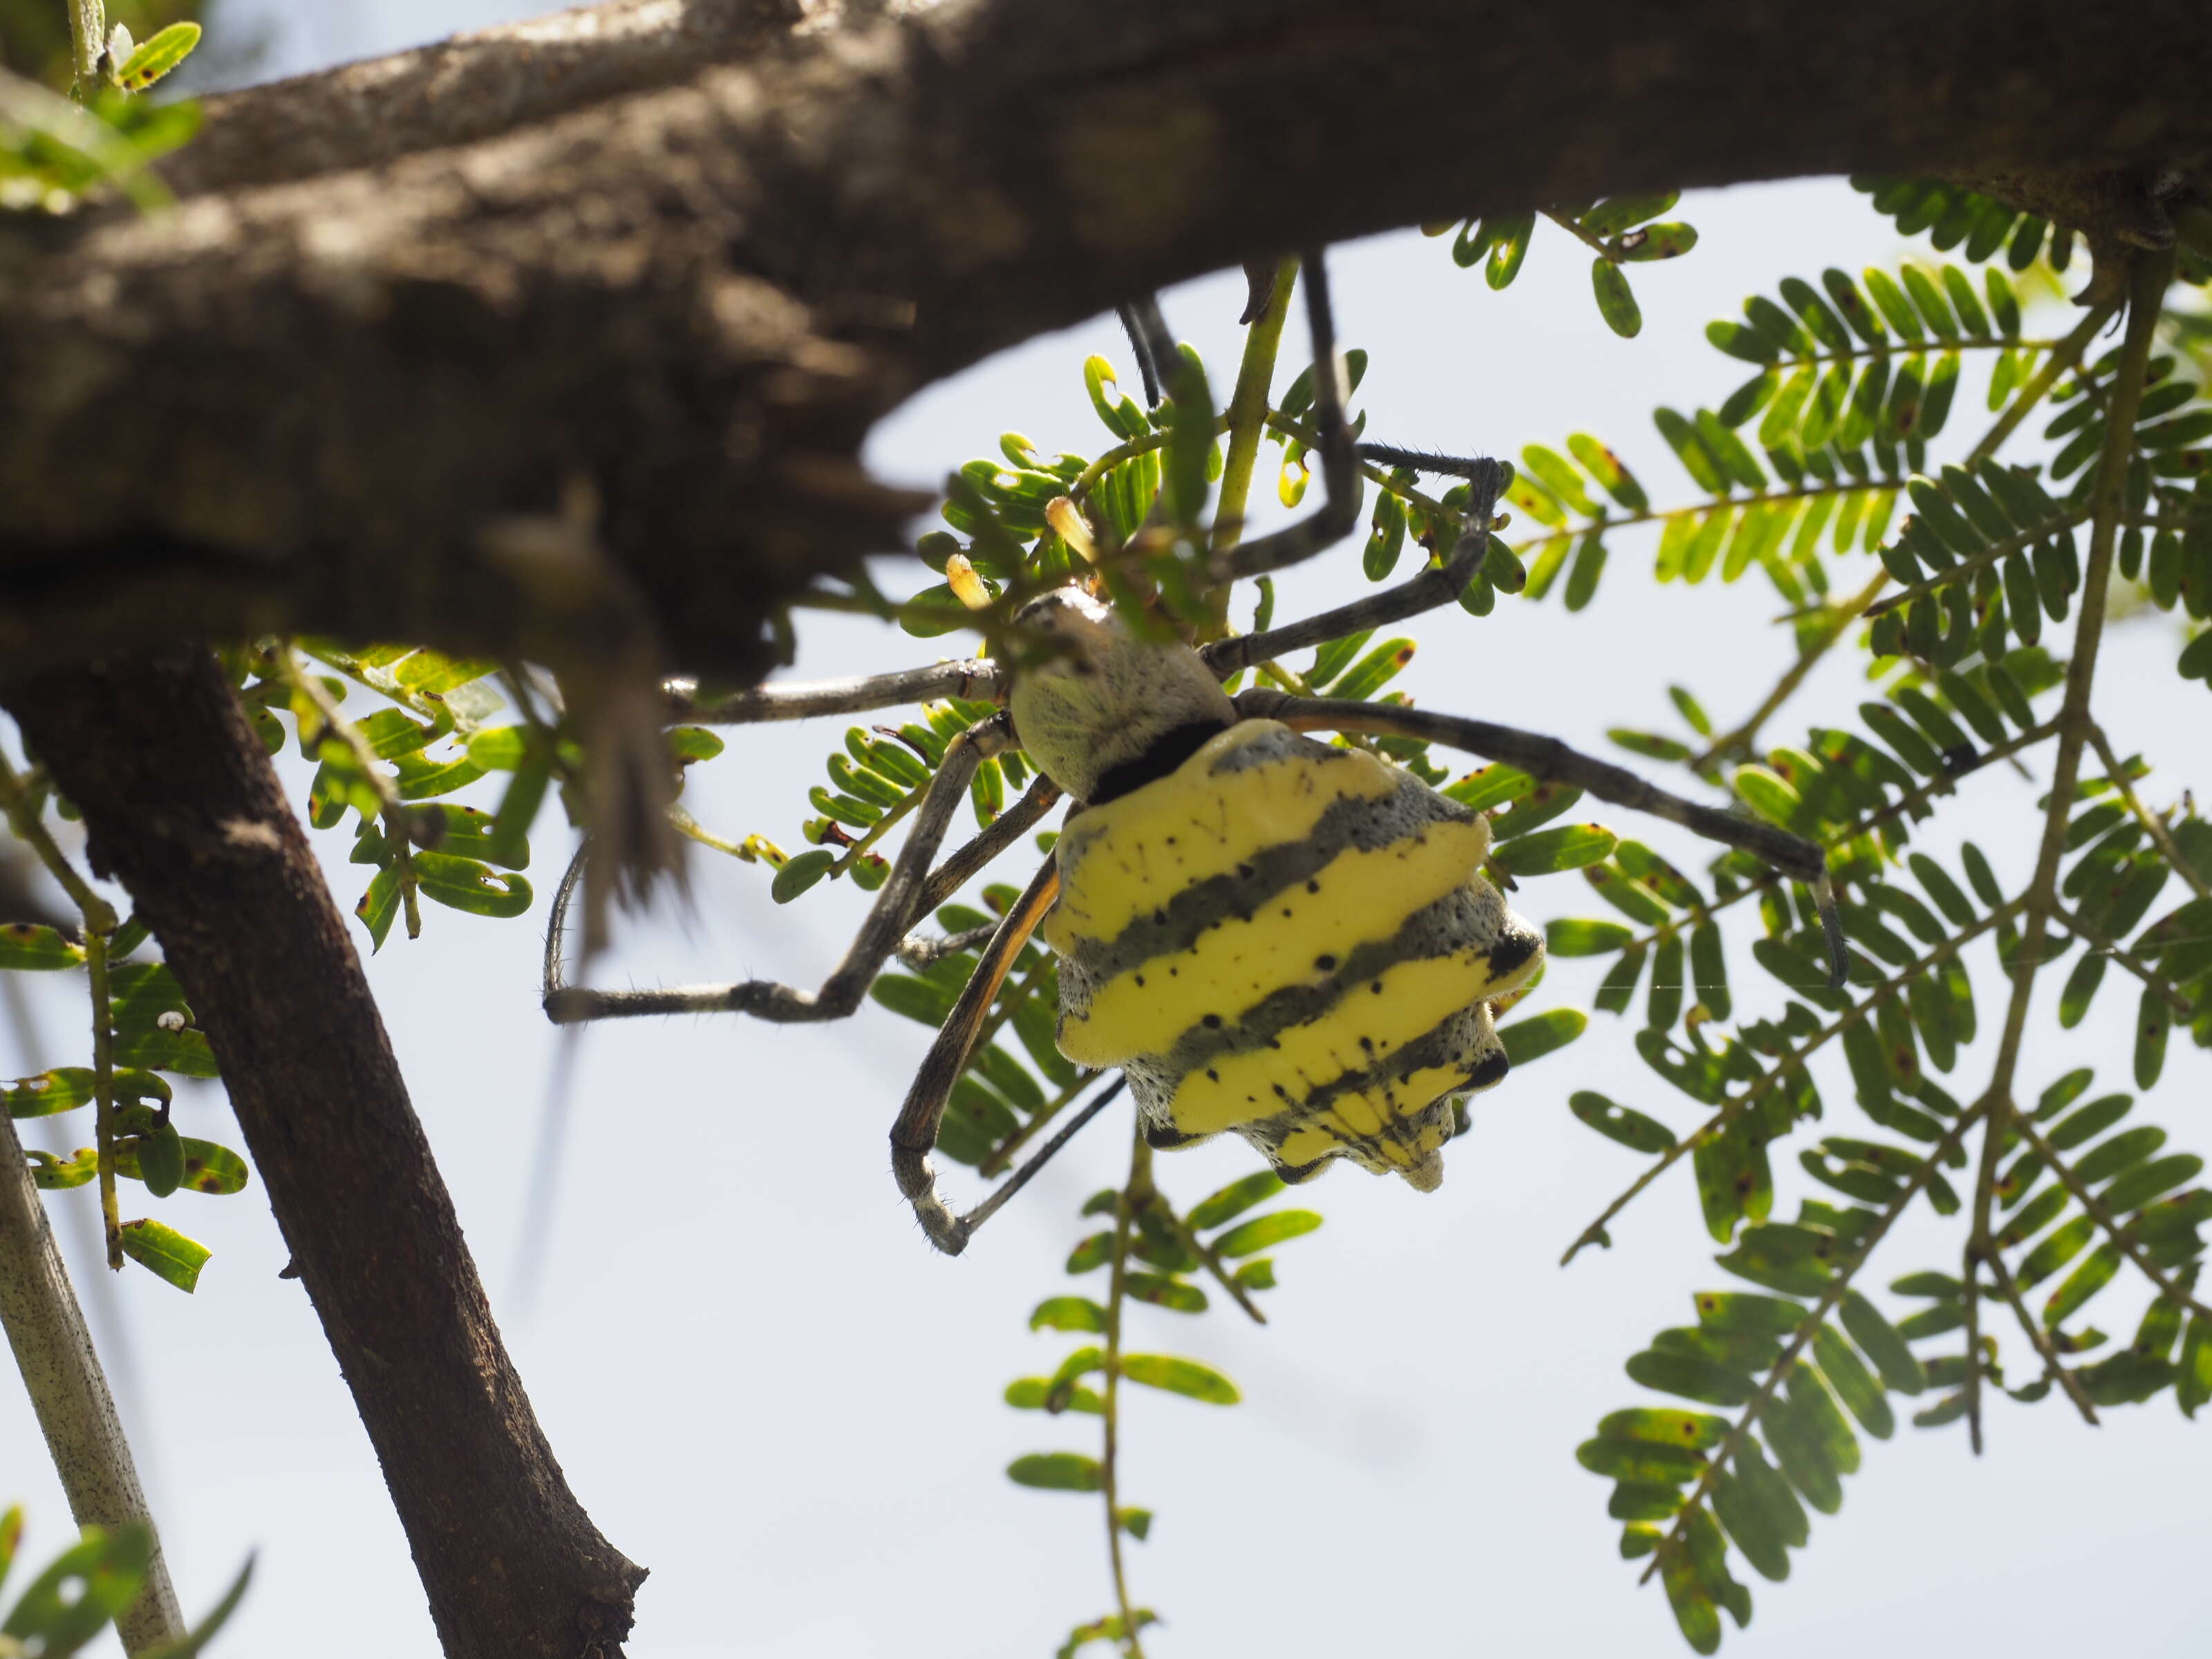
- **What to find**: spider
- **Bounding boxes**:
[543,250,1835,1256]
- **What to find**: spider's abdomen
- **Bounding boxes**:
[1040,720,1544,1191]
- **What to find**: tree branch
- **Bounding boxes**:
[6,0,2212,681]
[1,653,644,1659]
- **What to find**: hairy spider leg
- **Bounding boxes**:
[1117,299,1168,409]
[542,715,1011,1024]
[1355,442,1509,482]
[669,657,1001,725]
[890,854,1063,1253]
[1246,692,1846,988]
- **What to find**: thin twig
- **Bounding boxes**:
[1981,1248,2099,1426]
[1101,1125,1149,1659]
[1689,568,1889,768]
[1960,252,2166,1452]
[2048,901,2196,1013]
[1210,256,1300,568]
[85,929,119,1271]
[2088,723,2212,902]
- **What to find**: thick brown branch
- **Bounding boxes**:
[4,0,2212,680]
[1,653,644,1659]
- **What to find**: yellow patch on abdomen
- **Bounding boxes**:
[1165,949,1497,1136]
[1040,722,1401,956]
[1057,818,1486,1066]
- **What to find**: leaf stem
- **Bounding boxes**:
[1960,249,2168,1452]
[85,928,120,1271]
[70,0,106,92]
[0,750,119,932]
[1211,256,1300,567]
[1689,568,1888,769]
[1981,1248,2099,1426]
[2047,901,2195,1013]
[2088,722,2211,903]
[1102,1124,1148,1659]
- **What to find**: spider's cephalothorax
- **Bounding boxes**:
[1011,588,1545,1194]
[1003,585,1239,805]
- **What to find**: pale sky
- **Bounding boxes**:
[5,4,2209,1657]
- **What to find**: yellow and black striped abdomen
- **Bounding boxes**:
[1041,720,1544,1191]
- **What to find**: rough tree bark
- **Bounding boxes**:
[3,0,2209,683]
[3,1,2212,1651]
[1,655,645,1659]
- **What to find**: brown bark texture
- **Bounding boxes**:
[0,654,645,1659]
[3,0,2211,685]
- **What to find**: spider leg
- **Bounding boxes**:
[543,715,1010,1024]
[666,659,1000,724]
[1241,690,1846,986]
[1354,443,1503,482]
[957,1075,1127,1238]
[1202,457,1506,677]
[1118,300,1167,409]
[916,774,1062,917]
[1212,249,1362,583]
[890,854,1062,1253]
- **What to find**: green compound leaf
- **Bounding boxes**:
[1548,918,1635,956]
[771,850,835,903]
[1210,1210,1322,1259]
[1592,260,1642,338]
[1571,1090,1676,1154]
[412,853,532,918]
[142,1552,255,1659]
[1029,1297,1107,1334]
[1493,823,1619,876]
[1120,1353,1240,1405]
[5,1069,96,1118]
[1006,1452,1104,1492]
[356,866,402,950]
[1004,1378,1103,1415]
[1123,1271,1208,1313]
[1500,1009,1588,1067]
[111,21,202,91]
[118,1218,211,1292]
[0,924,85,971]
[1,1522,153,1653]
[133,1120,185,1198]
[1188,1170,1284,1232]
